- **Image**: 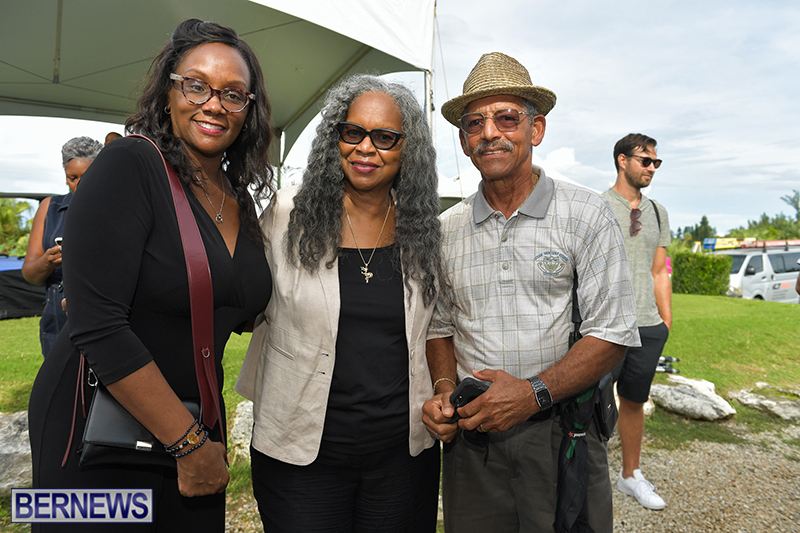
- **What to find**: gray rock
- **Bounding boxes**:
[0,411,32,495]
[649,376,736,421]
[728,386,800,421]
[230,400,254,459]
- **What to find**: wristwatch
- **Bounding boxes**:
[527,376,553,411]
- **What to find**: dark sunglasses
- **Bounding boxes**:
[630,208,643,236]
[627,154,662,169]
[459,108,530,134]
[335,122,404,150]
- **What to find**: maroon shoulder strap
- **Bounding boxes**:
[128,135,222,436]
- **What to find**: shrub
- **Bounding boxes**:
[672,251,731,295]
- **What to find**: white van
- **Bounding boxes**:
[710,247,800,304]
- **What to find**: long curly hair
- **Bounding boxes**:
[286,74,448,307]
[125,19,274,244]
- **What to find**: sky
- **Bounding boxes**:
[1,0,798,236]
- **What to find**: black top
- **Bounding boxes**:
[63,136,272,396]
[28,136,272,530]
[319,244,409,459]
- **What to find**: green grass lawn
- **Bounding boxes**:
[2,293,799,530]
[658,294,800,392]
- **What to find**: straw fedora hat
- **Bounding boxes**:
[441,52,557,128]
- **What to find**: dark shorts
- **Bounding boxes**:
[614,322,670,403]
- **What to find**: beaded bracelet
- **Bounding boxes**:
[165,423,204,454]
[433,377,457,394]
[165,425,205,454]
[171,429,209,459]
[165,419,199,450]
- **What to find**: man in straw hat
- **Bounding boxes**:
[423,52,641,532]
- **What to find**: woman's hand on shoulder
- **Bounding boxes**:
[175,439,229,497]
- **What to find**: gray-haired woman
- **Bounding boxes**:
[237,73,448,532]
[22,136,103,356]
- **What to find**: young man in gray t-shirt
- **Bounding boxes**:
[602,133,672,511]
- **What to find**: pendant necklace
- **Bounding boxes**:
[344,198,393,284]
[197,173,226,224]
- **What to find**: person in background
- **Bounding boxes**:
[22,136,102,356]
[28,18,274,531]
[603,133,671,510]
[104,131,122,145]
[422,52,640,533]
[237,73,447,532]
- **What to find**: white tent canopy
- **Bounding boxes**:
[0,0,435,165]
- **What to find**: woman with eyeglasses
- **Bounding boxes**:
[236,73,448,532]
[27,19,273,531]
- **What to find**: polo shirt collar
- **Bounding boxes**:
[473,164,555,224]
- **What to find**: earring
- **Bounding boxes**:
[242,123,247,131]
[164,106,171,115]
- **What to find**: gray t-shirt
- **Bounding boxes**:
[602,189,670,327]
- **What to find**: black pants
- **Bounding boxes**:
[251,442,440,533]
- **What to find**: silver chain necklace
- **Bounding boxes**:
[197,175,226,224]
[344,199,393,284]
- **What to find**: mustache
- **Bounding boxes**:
[473,140,514,155]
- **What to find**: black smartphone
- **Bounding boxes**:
[447,377,489,423]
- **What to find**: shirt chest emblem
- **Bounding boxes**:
[535,251,569,276]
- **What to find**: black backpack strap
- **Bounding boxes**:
[569,269,582,348]
[651,200,661,232]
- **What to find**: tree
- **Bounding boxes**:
[781,189,800,222]
[0,198,32,256]
[726,212,800,240]
[684,215,716,243]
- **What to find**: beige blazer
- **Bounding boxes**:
[236,186,436,466]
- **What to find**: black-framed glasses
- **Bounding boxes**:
[630,208,643,236]
[335,122,405,150]
[627,154,662,169]
[169,73,254,113]
[459,108,530,134]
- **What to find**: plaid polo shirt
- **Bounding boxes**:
[429,166,640,380]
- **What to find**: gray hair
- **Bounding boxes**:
[286,73,449,307]
[520,98,539,122]
[61,136,103,168]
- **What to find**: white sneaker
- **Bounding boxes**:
[617,469,666,510]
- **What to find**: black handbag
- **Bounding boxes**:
[79,384,201,468]
[66,135,222,469]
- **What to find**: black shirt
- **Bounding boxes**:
[319,244,409,459]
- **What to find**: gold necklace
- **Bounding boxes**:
[344,198,393,284]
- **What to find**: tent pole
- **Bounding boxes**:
[52,0,63,84]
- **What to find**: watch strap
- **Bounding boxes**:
[528,376,553,411]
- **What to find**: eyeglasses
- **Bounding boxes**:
[335,122,405,150]
[459,108,530,134]
[627,154,662,169]
[169,73,254,113]
[630,208,643,236]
